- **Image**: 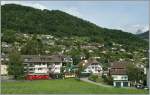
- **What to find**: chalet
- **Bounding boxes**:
[63,56,73,63]
[1,54,9,80]
[120,49,126,52]
[22,54,63,80]
[41,34,54,39]
[1,64,8,75]
[80,43,100,50]
[81,45,97,49]
[1,42,12,48]
[77,58,103,76]
[1,54,9,63]
[109,62,130,87]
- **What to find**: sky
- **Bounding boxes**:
[1,1,149,34]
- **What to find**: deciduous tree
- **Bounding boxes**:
[8,48,24,80]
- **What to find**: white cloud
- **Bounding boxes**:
[118,24,149,34]
[1,1,20,5]
[30,3,47,10]
[1,1,47,10]
[61,7,83,18]
[142,25,149,32]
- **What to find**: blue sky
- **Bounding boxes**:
[1,1,149,34]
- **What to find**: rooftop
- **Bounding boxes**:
[22,54,63,63]
[77,57,100,68]
[110,61,127,75]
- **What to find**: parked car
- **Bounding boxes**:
[144,86,149,90]
[136,84,144,89]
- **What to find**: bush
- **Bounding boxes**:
[107,76,113,85]
[13,75,25,80]
[95,77,104,83]
[52,74,63,79]
[88,75,98,82]
[102,75,113,85]
[75,77,80,81]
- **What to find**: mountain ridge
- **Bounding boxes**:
[2,4,148,49]
[137,31,149,41]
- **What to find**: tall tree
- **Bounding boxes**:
[126,64,145,84]
[2,29,16,43]
[83,49,90,59]
[8,48,24,79]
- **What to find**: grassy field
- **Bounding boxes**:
[1,79,149,94]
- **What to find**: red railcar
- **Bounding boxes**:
[26,74,49,80]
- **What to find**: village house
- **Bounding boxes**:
[77,58,103,76]
[1,54,9,63]
[1,54,9,80]
[109,62,130,87]
[63,56,73,65]
[1,42,12,48]
[22,54,63,80]
[81,45,97,49]
[1,54,74,80]
[1,64,8,76]
[41,34,54,39]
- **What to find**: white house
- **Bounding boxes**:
[109,62,130,87]
[1,54,9,76]
[111,75,130,87]
[1,64,8,75]
[78,58,103,75]
[22,54,63,79]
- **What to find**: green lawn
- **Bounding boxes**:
[1,79,148,94]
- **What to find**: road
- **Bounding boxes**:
[80,77,112,87]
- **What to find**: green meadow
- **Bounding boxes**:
[1,79,148,94]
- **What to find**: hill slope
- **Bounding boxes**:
[1,4,148,49]
[137,31,149,41]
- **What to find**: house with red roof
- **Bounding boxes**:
[109,62,130,87]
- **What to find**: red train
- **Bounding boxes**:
[26,74,49,80]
